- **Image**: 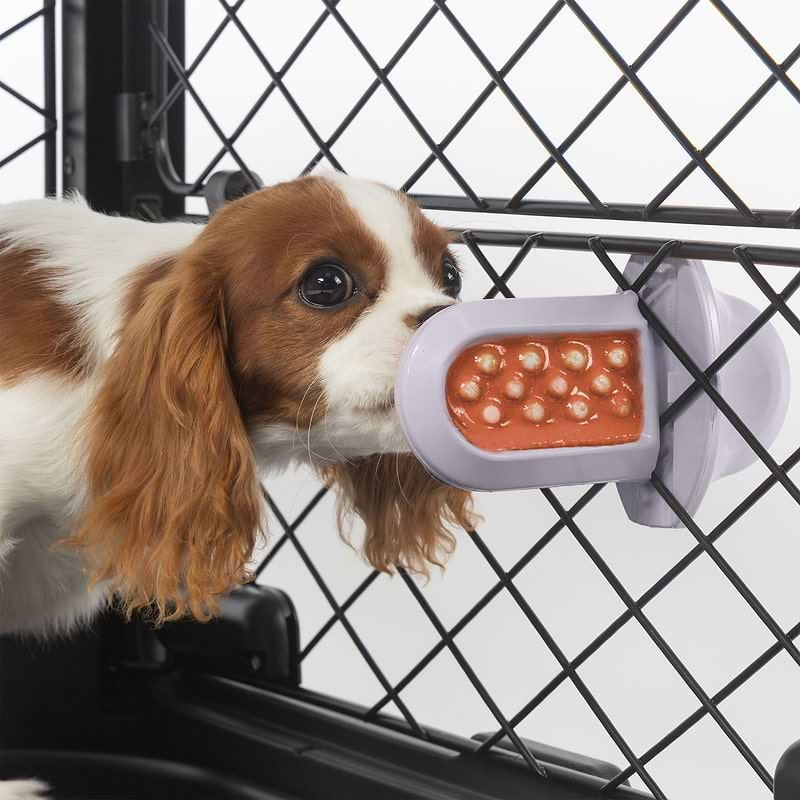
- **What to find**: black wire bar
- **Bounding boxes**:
[151,1,343,196]
[601,617,800,793]
[258,229,800,795]
[504,0,700,210]
[320,0,484,207]
[364,483,607,719]
[590,239,800,507]
[302,2,445,176]
[147,2,800,793]
[0,0,57,195]
[451,234,798,793]
[457,533,667,798]
[253,486,329,578]
[541,490,772,790]
[261,489,427,740]
[147,1,800,228]
[472,445,800,755]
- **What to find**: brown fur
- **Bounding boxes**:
[63,249,263,623]
[0,244,91,384]
[406,196,459,271]
[211,177,390,428]
[56,176,471,622]
[311,190,474,573]
[320,455,478,575]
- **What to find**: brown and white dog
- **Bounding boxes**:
[0,172,475,639]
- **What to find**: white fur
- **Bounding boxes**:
[251,410,409,472]
[0,198,201,637]
[0,176,448,641]
[0,779,50,800]
[0,196,200,363]
[320,173,454,411]
[0,378,105,636]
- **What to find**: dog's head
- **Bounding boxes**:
[218,172,460,458]
[70,174,475,623]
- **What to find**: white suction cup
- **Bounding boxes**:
[617,256,791,528]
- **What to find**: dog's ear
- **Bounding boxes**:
[319,454,477,574]
[64,253,263,624]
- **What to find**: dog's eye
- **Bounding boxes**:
[299,263,357,308]
[441,255,462,298]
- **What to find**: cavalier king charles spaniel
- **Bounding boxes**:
[0,172,476,637]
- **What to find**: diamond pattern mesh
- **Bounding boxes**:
[149,0,800,226]
[7,2,799,798]
[252,231,800,799]
[0,0,56,199]
[143,4,800,797]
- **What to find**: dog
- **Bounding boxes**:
[0,172,475,645]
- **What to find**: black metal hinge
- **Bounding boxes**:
[114,91,152,163]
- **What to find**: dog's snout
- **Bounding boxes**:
[416,304,449,327]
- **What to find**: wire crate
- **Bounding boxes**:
[2,2,799,799]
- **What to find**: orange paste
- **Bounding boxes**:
[446,331,643,451]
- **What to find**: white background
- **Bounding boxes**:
[2,2,800,798]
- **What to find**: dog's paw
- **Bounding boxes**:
[0,779,50,800]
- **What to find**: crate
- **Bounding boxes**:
[1,2,799,798]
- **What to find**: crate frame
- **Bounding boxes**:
[66,2,800,797]
[3,1,800,798]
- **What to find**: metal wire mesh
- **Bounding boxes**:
[0,0,56,197]
[0,2,785,798]
[148,0,800,227]
[247,228,799,799]
[3,1,798,796]
[139,3,800,797]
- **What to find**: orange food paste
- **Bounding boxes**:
[446,331,643,451]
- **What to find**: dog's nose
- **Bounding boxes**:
[416,304,449,327]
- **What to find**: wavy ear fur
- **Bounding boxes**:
[319,454,477,574]
[64,255,263,624]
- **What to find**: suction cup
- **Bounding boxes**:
[617,256,790,528]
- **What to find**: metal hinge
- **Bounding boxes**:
[114,91,152,162]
